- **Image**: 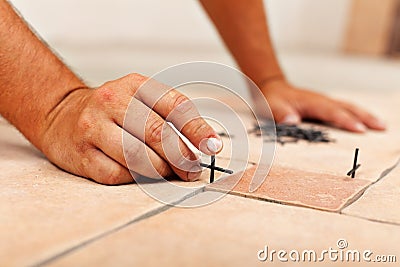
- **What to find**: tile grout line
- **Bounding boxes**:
[339,156,400,211]
[219,187,400,227]
[33,187,205,267]
[341,213,400,227]
[337,156,400,225]
[207,157,400,227]
[207,186,346,213]
[33,157,400,266]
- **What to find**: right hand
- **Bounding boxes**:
[40,73,223,185]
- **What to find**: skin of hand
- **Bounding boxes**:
[200,0,386,133]
[0,1,222,185]
[260,79,386,133]
[42,74,223,185]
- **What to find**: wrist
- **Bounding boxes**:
[38,85,90,148]
[256,73,288,89]
[258,75,290,93]
[13,83,89,152]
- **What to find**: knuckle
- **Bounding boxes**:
[127,73,147,84]
[170,93,191,111]
[79,150,95,176]
[146,117,167,144]
[77,109,95,134]
[125,73,148,95]
[94,87,115,104]
[123,142,141,165]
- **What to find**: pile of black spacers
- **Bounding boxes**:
[250,123,333,145]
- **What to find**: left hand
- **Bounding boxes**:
[261,79,386,133]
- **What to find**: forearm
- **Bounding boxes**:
[200,0,284,87]
[0,0,86,148]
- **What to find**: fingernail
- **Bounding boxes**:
[207,138,222,153]
[354,122,367,132]
[187,165,202,181]
[282,114,300,125]
[373,119,386,129]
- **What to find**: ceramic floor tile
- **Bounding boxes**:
[0,122,165,266]
[208,164,371,212]
[2,89,400,266]
[196,90,400,185]
[205,90,400,186]
[248,91,400,182]
[342,163,400,225]
[0,121,253,266]
[0,121,50,178]
[272,134,400,183]
[48,192,400,267]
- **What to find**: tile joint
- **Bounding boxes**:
[340,156,400,212]
[32,157,400,266]
[34,187,205,267]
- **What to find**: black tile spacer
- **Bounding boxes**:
[347,148,360,178]
[210,155,215,183]
[200,156,234,183]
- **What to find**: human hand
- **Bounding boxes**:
[260,79,386,133]
[40,73,222,185]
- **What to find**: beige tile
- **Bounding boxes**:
[190,90,400,187]
[0,121,253,265]
[273,131,400,183]
[0,121,49,178]
[254,91,400,182]
[49,192,400,267]
[2,89,399,266]
[208,165,371,212]
[198,90,400,185]
[342,162,400,224]
[0,122,164,266]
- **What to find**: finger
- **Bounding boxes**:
[97,75,223,155]
[134,79,223,155]
[268,97,301,124]
[340,102,386,131]
[92,122,173,179]
[84,148,136,185]
[303,100,366,133]
[92,78,202,181]
[330,110,366,133]
[123,98,202,181]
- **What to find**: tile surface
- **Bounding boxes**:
[0,122,164,266]
[191,89,400,187]
[270,92,400,183]
[2,89,400,266]
[343,162,400,225]
[0,120,251,265]
[208,165,371,212]
[48,192,400,267]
